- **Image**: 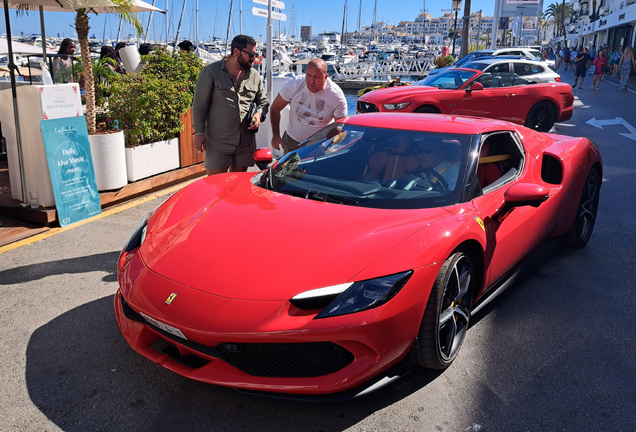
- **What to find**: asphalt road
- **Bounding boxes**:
[1,73,636,432]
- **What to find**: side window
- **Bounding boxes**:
[514,63,532,76]
[476,73,495,88]
[474,131,525,194]
[490,72,514,88]
[532,65,544,74]
[488,62,510,74]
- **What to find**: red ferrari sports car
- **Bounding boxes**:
[115,113,601,399]
[357,68,574,132]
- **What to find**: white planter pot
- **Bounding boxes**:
[89,131,128,191]
[125,138,180,182]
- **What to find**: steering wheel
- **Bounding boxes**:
[419,168,449,191]
[381,170,448,192]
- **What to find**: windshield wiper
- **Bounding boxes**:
[283,189,358,205]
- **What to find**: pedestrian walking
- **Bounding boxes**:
[589,46,597,62]
[618,47,635,90]
[591,50,608,90]
[555,47,563,71]
[270,58,348,154]
[570,48,578,71]
[572,47,591,90]
[613,47,623,77]
[564,47,571,71]
[192,34,269,175]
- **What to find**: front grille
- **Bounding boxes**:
[120,294,355,378]
[357,101,379,113]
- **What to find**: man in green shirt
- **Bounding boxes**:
[192,35,269,175]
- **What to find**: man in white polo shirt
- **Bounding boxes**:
[270,58,348,154]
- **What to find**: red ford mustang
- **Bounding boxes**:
[115,113,601,399]
[357,68,574,132]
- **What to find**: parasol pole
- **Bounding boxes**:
[2,0,28,205]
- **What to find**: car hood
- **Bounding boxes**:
[139,173,450,301]
[361,85,443,103]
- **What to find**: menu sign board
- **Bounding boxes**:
[40,116,101,227]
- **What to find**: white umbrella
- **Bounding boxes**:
[8,0,163,13]
[0,37,54,54]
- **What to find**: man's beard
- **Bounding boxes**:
[238,55,252,71]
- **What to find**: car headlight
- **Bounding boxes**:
[123,210,155,253]
[290,271,413,319]
[383,103,411,110]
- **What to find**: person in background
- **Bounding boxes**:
[572,47,591,90]
[613,46,623,77]
[618,47,635,90]
[269,58,347,154]
[591,50,608,91]
[52,38,76,83]
[99,46,123,73]
[589,46,597,62]
[192,35,268,175]
[570,48,578,71]
[114,42,127,73]
[177,40,195,53]
[138,43,153,55]
[563,46,571,71]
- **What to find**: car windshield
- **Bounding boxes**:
[529,50,546,61]
[422,69,479,89]
[254,124,472,210]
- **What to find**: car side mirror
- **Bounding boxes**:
[253,147,273,170]
[468,82,484,91]
[495,183,549,222]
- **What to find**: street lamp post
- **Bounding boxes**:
[451,0,462,55]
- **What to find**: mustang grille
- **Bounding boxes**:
[120,294,354,378]
[357,101,379,113]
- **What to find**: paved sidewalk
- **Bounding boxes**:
[555,66,636,91]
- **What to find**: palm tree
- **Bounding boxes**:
[74,4,142,133]
[544,2,573,38]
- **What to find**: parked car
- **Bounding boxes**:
[357,67,573,132]
[115,112,601,398]
[427,47,555,78]
[460,57,561,83]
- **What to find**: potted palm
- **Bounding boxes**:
[106,48,203,181]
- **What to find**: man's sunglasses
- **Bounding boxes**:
[241,49,257,58]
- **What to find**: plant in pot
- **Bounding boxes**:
[106,48,203,181]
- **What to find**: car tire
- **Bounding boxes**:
[415,247,475,370]
[414,105,441,114]
[565,168,601,248]
[525,101,556,132]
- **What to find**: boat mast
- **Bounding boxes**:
[196,0,199,45]
[239,0,242,35]
[144,0,157,43]
[372,0,377,43]
[225,0,234,53]
[165,0,169,44]
[174,0,187,48]
[341,0,347,49]
[356,0,362,40]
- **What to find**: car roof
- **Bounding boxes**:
[465,57,542,64]
[341,113,513,135]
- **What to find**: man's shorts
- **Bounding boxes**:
[574,68,587,78]
[205,139,255,170]
[282,132,303,154]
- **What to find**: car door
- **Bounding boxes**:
[453,65,515,122]
[468,131,558,287]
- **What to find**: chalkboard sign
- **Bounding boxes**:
[40,117,102,227]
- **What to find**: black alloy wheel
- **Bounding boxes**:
[566,168,601,248]
[525,101,557,132]
[416,248,475,370]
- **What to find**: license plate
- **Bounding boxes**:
[140,312,188,340]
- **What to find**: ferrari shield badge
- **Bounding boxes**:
[475,216,485,232]
[165,293,178,305]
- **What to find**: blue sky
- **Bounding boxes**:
[2,0,532,43]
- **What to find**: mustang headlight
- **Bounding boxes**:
[383,103,411,110]
[290,271,413,319]
[123,210,155,253]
